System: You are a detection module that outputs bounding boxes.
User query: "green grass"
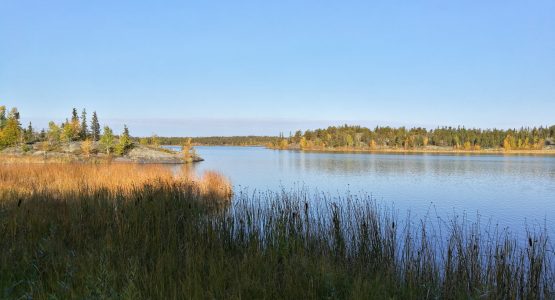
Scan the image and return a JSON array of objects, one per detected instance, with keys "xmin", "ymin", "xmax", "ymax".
[{"xmin": 1, "ymin": 185, "xmax": 553, "ymax": 299}]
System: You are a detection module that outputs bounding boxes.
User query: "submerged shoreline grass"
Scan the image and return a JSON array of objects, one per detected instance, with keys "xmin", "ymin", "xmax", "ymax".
[{"xmin": 0, "ymin": 164, "xmax": 553, "ymax": 299}]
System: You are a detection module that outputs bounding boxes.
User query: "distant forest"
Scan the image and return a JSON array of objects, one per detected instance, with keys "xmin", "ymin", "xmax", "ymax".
[
  {"xmin": 3, "ymin": 103, "xmax": 553, "ymax": 152},
  {"xmin": 269, "ymin": 125, "xmax": 555, "ymax": 151},
  {"xmin": 135, "ymin": 136, "xmax": 280, "ymax": 146}
]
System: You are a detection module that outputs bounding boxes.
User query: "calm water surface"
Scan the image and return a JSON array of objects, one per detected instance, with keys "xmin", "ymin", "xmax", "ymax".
[{"xmin": 168, "ymin": 146, "xmax": 555, "ymax": 234}]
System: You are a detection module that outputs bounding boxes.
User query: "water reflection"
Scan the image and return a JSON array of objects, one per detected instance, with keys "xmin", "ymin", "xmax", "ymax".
[{"xmin": 163, "ymin": 146, "xmax": 555, "ymax": 236}]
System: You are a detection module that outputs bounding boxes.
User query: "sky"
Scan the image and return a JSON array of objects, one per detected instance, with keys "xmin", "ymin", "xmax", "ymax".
[{"xmin": 1, "ymin": 0, "xmax": 554, "ymax": 136}]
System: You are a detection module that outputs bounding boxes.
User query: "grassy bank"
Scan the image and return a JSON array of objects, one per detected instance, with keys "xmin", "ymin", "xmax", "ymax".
[{"xmin": 1, "ymin": 165, "xmax": 553, "ymax": 299}]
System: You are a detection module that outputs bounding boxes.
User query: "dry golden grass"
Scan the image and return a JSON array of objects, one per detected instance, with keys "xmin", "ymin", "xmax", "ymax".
[
  {"xmin": 0, "ymin": 162, "xmax": 232, "ymax": 202},
  {"xmin": 0, "ymin": 154, "xmax": 111, "ymax": 164},
  {"xmin": 196, "ymin": 171, "xmax": 233, "ymax": 200}
]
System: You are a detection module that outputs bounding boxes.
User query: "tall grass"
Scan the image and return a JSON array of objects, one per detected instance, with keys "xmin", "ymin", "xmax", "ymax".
[
  {"xmin": 0, "ymin": 163, "xmax": 232, "ymax": 202},
  {"xmin": 0, "ymin": 164, "xmax": 553, "ymax": 299}
]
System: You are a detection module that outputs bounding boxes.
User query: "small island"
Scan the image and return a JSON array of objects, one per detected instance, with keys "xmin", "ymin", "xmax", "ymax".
[{"xmin": 0, "ymin": 105, "xmax": 202, "ymax": 164}]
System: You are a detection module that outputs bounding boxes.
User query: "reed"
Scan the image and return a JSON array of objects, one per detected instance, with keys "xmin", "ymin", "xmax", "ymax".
[{"xmin": 0, "ymin": 165, "xmax": 553, "ymax": 299}]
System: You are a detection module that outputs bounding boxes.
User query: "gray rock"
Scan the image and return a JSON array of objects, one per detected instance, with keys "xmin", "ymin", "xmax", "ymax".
[
  {"xmin": 124, "ymin": 145, "xmax": 203, "ymax": 164},
  {"xmin": 1, "ymin": 142, "xmax": 203, "ymax": 164}
]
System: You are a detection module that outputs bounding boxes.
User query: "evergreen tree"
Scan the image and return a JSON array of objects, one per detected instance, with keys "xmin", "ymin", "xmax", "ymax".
[
  {"xmin": 71, "ymin": 108, "xmax": 79, "ymax": 123},
  {"xmin": 80, "ymin": 109, "xmax": 88, "ymax": 140},
  {"xmin": 91, "ymin": 111, "xmax": 100, "ymax": 141},
  {"xmin": 123, "ymin": 124, "xmax": 130, "ymax": 138},
  {"xmin": 25, "ymin": 122, "xmax": 34, "ymax": 143},
  {"xmin": 0, "ymin": 105, "xmax": 6, "ymax": 129},
  {"xmin": 39, "ymin": 129, "xmax": 47, "ymax": 141},
  {"xmin": 67, "ymin": 108, "xmax": 81, "ymax": 141},
  {"xmin": 115, "ymin": 125, "xmax": 132, "ymax": 155}
]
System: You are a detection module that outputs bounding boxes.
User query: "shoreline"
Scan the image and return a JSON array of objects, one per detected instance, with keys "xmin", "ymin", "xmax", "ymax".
[
  {"xmin": 269, "ymin": 146, "xmax": 555, "ymax": 156},
  {"xmin": 166, "ymin": 144, "xmax": 555, "ymax": 156},
  {"xmin": 0, "ymin": 154, "xmax": 204, "ymax": 164},
  {"xmin": 0, "ymin": 142, "xmax": 204, "ymax": 164}
]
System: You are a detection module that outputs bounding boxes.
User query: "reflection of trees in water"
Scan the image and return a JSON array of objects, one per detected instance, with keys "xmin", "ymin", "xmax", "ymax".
[{"xmin": 282, "ymin": 153, "xmax": 555, "ymax": 179}]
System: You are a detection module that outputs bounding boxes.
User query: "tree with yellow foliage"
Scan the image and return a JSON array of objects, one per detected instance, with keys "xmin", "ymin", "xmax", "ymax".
[
  {"xmin": 0, "ymin": 115, "xmax": 21, "ymax": 148},
  {"xmin": 534, "ymin": 139, "xmax": 545, "ymax": 150},
  {"xmin": 345, "ymin": 134, "xmax": 354, "ymax": 147},
  {"xmin": 463, "ymin": 141, "xmax": 472, "ymax": 151},
  {"xmin": 523, "ymin": 137, "xmax": 530, "ymax": 149},
  {"xmin": 47, "ymin": 122, "xmax": 61, "ymax": 147},
  {"xmin": 81, "ymin": 139, "xmax": 93, "ymax": 157},
  {"xmin": 182, "ymin": 138, "xmax": 193, "ymax": 162},
  {"xmin": 279, "ymin": 139, "xmax": 289, "ymax": 150},
  {"xmin": 503, "ymin": 135, "xmax": 515, "ymax": 151},
  {"xmin": 299, "ymin": 137, "xmax": 308, "ymax": 150},
  {"xmin": 151, "ymin": 134, "xmax": 160, "ymax": 148}
]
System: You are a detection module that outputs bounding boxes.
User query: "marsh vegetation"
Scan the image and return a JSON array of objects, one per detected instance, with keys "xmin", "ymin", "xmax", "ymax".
[{"xmin": 0, "ymin": 163, "xmax": 552, "ymax": 299}]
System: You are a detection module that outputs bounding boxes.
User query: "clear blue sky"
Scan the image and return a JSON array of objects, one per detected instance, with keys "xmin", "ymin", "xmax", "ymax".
[{"xmin": 1, "ymin": 0, "xmax": 554, "ymax": 136}]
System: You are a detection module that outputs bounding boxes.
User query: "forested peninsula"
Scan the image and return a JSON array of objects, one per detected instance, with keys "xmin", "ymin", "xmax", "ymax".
[
  {"xmin": 0, "ymin": 105, "xmax": 201, "ymax": 163},
  {"xmin": 267, "ymin": 125, "xmax": 555, "ymax": 154}
]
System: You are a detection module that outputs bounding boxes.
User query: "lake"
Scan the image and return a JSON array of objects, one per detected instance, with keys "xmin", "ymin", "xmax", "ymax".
[{"xmin": 167, "ymin": 146, "xmax": 555, "ymax": 236}]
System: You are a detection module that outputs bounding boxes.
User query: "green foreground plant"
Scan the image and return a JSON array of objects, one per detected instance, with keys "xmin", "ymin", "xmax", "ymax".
[{"xmin": 1, "ymin": 186, "xmax": 553, "ymax": 299}]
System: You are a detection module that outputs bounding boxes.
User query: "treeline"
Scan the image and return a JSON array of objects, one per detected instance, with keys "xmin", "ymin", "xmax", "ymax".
[
  {"xmin": 0, "ymin": 105, "xmax": 132, "ymax": 155},
  {"xmin": 135, "ymin": 136, "xmax": 279, "ymax": 146},
  {"xmin": 270, "ymin": 125, "xmax": 555, "ymax": 151}
]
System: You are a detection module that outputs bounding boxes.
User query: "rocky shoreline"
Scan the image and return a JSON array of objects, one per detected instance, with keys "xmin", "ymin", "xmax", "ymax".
[{"xmin": 0, "ymin": 142, "xmax": 203, "ymax": 164}]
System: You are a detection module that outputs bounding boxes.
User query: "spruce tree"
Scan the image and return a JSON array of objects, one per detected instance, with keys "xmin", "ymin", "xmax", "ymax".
[
  {"xmin": 39, "ymin": 129, "xmax": 46, "ymax": 141},
  {"xmin": 115, "ymin": 125, "xmax": 132, "ymax": 155},
  {"xmin": 80, "ymin": 109, "xmax": 88, "ymax": 140},
  {"xmin": 0, "ymin": 105, "xmax": 6, "ymax": 129},
  {"xmin": 71, "ymin": 108, "xmax": 79, "ymax": 123},
  {"xmin": 25, "ymin": 122, "xmax": 34, "ymax": 142},
  {"xmin": 91, "ymin": 111, "xmax": 100, "ymax": 141}
]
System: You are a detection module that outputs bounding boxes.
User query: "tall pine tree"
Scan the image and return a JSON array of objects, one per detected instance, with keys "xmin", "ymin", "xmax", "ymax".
[
  {"xmin": 0, "ymin": 105, "xmax": 6, "ymax": 129},
  {"xmin": 25, "ymin": 122, "xmax": 34, "ymax": 143},
  {"xmin": 80, "ymin": 109, "xmax": 88, "ymax": 140},
  {"xmin": 91, "ymin": 111, "xmax": 100, "ymax": 141},
  {"xmin": 71, "ymin": 108, "xmax": 79, "ymax": 123}
]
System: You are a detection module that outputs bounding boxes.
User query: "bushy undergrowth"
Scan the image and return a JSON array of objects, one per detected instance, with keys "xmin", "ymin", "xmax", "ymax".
[{"xmin": 0, "ymin": 164, "xmax": 553, "ymax": 299}]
